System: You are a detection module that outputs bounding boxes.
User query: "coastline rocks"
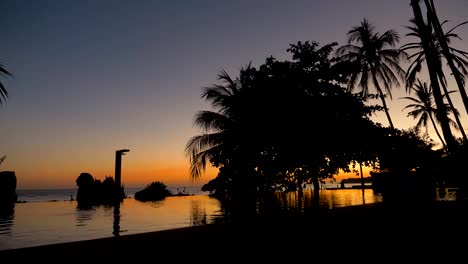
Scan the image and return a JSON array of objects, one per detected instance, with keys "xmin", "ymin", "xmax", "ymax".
[
  {"xmin": 0, "ymin": 171, "xmax": 18, "ymax": 206},
  {"xmin": 76, "ymin": 172, "xmax": 96, "ymax": 205}
]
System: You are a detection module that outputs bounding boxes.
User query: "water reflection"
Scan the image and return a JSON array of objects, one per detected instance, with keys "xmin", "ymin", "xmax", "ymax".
[
  {"xmin": 317, "ymin": 189, "xmax": 382, "ymax": 209},
  {"xmin": 251, "ymin": 189, "xmax": 383, "ymax": 217},
  {"xmin": 1, "ymin": 190, "xmax": 442, "ymax": 250},
  {"xmin": 75, "ymin": 206, "xmax": 96, "ymax": 227},
  {"xmin": 0, "ymin": 204, "xmax": 15, "ymax": 236},
  {"xmin": 146, "ymin": 199, "xmax": 165, "ymax": 209},
  {"xmin": 190, "ymin": 199, "xmax": 207, "ymax": 226},
  {"xmin": 113, "ymin": 202, "xmax": 120, "ymax": 237}
]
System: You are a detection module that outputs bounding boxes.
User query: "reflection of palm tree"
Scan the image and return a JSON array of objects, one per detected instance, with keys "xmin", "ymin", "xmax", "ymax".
[
  {"xmin": 401, "ymin": 80, "xmax": 459, "ymax": 151},
  {"xmin": 336, "ymin": 18, "xmax": 407, "ymax": 130},
  {"xmin": 401, "ymin": 18, "xmax": 467, "ymax": 141},
  {"xmin": 0, "ymin": 63, "xmax": 12, "ymax": 105},
  {"xmin": 190, "ymin": 199, "xmax": 207, "ymax": 226}
]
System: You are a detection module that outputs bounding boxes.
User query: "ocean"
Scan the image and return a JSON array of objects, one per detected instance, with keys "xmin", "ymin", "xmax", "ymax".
[
  {"xmin": 0, "ymin": 194, "xmax": 223, "ymax": 250},
  {"xmin": 10, "ymin": 186, "xmax": 461, "ymax": 251}
]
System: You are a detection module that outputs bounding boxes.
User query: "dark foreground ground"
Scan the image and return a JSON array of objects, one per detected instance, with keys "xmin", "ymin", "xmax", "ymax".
[{"xmin": 1, "ymin": 201, "xmax": 467, "ymax": 262}]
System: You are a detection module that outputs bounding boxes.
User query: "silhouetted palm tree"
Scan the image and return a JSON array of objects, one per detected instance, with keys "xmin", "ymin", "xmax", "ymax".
[
  {"xmin": 401, "ymin": 80, "xmax": 459, "ymax": 151},
  {"xmin": 402, "ymin": 16, "xmax": 467, "ymax": 142},
  {"xmin": 0, "ymin": 63, "xmax": 12, "ymax": 164},
  {"xmin": 185, "ymin": 66, "xmax": 253, "ymax": 179},
  {"xmin": 409, "ymin": 0, "xmax": 457, "ymax": 151},
  {"xmin": 0, "ymin": 63, "xmax": 12, "ymax": 105},
  {"xmin": 425, "ymin": 0, "xmax": 468, "ymax": 115},
  {"xmin": 336, "ymin": 18, "xmax": 407, "ymax": 130}
]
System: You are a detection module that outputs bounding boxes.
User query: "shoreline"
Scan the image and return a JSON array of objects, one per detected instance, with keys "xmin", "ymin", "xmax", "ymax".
[
  {"xmin": 14, "ymin": 187, "xmax": 208, "ymax": 204},
  {"xmin": 2, "ymin": 201, "xmax": 467, "ymax": 259}
]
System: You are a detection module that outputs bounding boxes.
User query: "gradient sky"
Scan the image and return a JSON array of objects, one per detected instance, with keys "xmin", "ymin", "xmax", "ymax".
[{"xmin": 1, "ymin": 0, "xmax": 467, "ymax": 189}]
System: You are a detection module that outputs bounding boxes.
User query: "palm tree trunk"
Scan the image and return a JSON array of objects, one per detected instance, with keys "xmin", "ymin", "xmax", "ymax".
[
  {"xmin": 426, "ymin": 0, "xmax": 468, "ymax": 115},
  {"xmin": 438, "ymin": 71, "xmax": 468, "ymax": 141},
  {"xmin": 429, "ymin": 113, "xmax": 448, "ymax": 151},
  {"xmin": 411, "ymin": 0, "xmax": 457, "ymax": 152},
  {"xmin": 372, "ymin": 72, "xmax": 395, "ymax": 130}
]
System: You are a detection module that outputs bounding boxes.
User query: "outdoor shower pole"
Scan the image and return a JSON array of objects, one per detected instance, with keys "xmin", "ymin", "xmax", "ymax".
[{"xmin": 115, "ymin": 149, "xmax": 130, "ymax": 188}]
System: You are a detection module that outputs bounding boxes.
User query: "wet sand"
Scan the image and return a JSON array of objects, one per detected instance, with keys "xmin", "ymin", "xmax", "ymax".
[{"xmin": 1, "ymin": 201, "xmax": 467, "ymax": 261}]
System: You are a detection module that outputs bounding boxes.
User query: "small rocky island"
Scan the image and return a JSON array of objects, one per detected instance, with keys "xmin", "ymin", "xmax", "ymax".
[
  {"xmin": 134, "ymin": 182, "xmax": 192, "ymax": 202},
  {"xmin": 134, "ymin": 181, "xmax": 172, "ymax": 201},
  {"xmin": 0, "ymin": 171, "xmax": 17, "ymax": 210}
]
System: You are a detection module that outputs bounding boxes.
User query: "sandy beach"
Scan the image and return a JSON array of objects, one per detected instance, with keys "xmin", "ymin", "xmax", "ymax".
[{"xmin": 1, "ymin": 201, "xmax": 467, "ymax": 261}]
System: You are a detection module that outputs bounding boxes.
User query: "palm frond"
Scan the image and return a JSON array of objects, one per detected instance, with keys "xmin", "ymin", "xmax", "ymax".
[
  {"xmin": 193, "ymin": 111, "xmax": 231, "ymax": 132},
  {"xmin": 379, "ymin": 29, "xmax": 400, "ymax": 46},
  {"xmin": 401, "ymin": 97, "xmax": 423, "ymax": 105},
  {"xmin": 0, "ymin": 64, "xmax": 12, "ymax": 105},
  {"xmin": 185, "ymin": 133, "xmax": 226, "ymax": 179},
  {"xmin": 445, "ymin": 21, "xmax": 468, "ymax": 36}
]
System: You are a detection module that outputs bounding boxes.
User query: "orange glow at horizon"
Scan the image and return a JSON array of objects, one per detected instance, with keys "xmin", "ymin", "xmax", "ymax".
[
  {"xmin": 9, "ymin": 159, "xmax": 218, "ymax": 190},
  {"xmin": 9, "ymin": 156, "xmax": 370, "ymax": 190},
  {"xmin": 120, "ymin": 164, "xmax": 218, "ymax": 188},
  {"xmin": 334, "ymin": 165, "xmax": 374, "ymax": 182}
]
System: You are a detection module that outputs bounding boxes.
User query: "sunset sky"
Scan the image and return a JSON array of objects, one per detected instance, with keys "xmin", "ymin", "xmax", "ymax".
[{"xmin": 1, "ymin": 0, "xmax": 467, "ymax": 189}]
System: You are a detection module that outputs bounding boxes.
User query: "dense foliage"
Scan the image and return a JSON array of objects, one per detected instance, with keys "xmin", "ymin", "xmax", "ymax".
[
  {"xmin": 75, "ymin": 173, "xmax": 126, "ymax": 207},
  {"xmin": 189, "ymin": 2, "xmax": 468, "ymax": 202},
  {"xmin": 190, "ymin": 41, "xmax": 413, "ymax": 197},
  {"xmin": 134, "ymin": 181, "xmax": 172, "ymax": 201}
]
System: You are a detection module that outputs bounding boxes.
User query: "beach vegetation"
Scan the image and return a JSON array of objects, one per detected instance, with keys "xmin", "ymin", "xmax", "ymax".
[
  {"xmin": 336, "ymin": 18, "xmax": 407, "ymax": 130},
  {"xmin": 134, "ymin": 181, "xmax": 172, "ymax": 201},
  {"xmin": 76, "ymin": 173, "xmax": 125, "ymax": 207}
]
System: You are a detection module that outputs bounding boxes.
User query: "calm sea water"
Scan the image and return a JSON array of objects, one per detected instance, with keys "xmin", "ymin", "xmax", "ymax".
[
  {"xmin": 0, "ymin": 195, "xmax": 222, "ymax": 250},
  {"xmin": 15, "ymin": 186, "xmax": 206, "ymax": 203},
  {"xmin": 1, "ymin": 189, "xmax": 383, "ymax": 250}
]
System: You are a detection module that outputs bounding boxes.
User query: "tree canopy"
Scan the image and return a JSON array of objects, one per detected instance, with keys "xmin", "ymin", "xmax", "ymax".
[{"xmin": 188, "ymin": 41, "xmax": 411, "ymax": 197}]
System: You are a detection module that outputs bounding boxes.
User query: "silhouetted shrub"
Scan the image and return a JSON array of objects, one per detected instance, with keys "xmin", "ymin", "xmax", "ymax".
[
  {"xmin": 97, "ymin": 176, "xmax": 126, "ymax": 204},
  {"xmin": 76, "ymin": 172, "xmax": 125, "ymax": 207},
  {"xmin": 76, "ymin": 172, "xmax": 96, "ymax": 205},
  {"xmin": 134, "ymin": 181, "xmax": 172, "ymax": 201}
]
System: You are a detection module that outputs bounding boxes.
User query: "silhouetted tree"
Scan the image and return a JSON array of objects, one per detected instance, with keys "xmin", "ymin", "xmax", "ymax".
[
  {"xmin": 98, "ymin": 176, "xmax": 125, "ymax": 204},
  {"xmin": 76, "ymin": 173, "xmax": 124, "ymax": 207},
  {"xmin": 401, "ymin": 80, "xmax": 459, "ymax": 151},
  {"xmin": 134, "ymin": 181, "xmax": 172, "ymax": 201},
  {"xmin": 409, "ymin": 0, "xmax": 457, "ymax": 151},
  {"xmin": 0, "ymin": 63, "xmax": 12, "ymax": 105},
  {"xmin": 425, "ymin": 0, "xmax": 468, "ymax": 115},
  {"xmin": 336, "ymin": 18, "xmax": 407, "ymax": 130},
  {"xmin": 0, "ymin": 63, "xmax": 12, "ymax": 172},
  {"xmin": 372, "ymin": 127, "xmax": 439, "ymax": 203},
  {"xmin": 185, "ymin": 64, "xmax": 260, "ymax": 205},
  {"xmin": 401, "ymin": 17, "xmax": 467, "ymax": 141},
  {"xmin": 189, "ymin": 41, "xmax": 385, "ymax": 207},
  {"xmin": 76, "ymin": 172, "xmax": 97, "ymax": 207}
]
